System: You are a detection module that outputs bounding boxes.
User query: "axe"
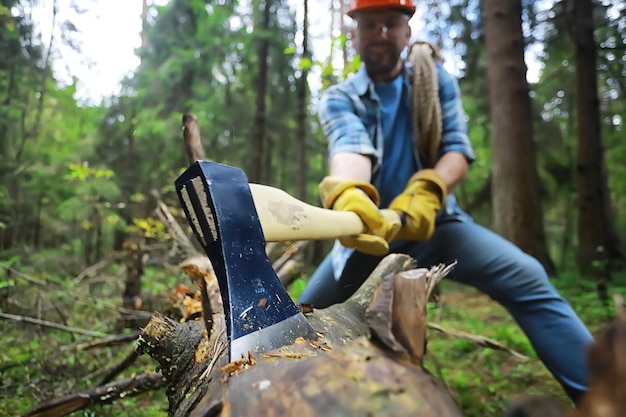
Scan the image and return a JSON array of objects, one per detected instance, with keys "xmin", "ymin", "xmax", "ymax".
[{"xmin": 175, "ymin": 161, "xmax": 400, "ymax": 360}]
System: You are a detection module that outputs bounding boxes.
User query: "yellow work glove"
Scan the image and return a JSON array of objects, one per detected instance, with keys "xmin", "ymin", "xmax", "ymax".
[
  {"xmin": 388, "ymin": 169, "xmax": 447, "ymax": 241},
  {"xmin": 319, "ymin": 176, "xmax": 399, "ymax": 256}
]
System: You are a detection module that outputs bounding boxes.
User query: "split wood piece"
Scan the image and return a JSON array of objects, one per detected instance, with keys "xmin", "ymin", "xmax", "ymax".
[
  {"xmin": 22, "ymin": 371, "xmax": 165, "ymax": 417},
  {"xmin": 364, "ymin": 263, "xmax": 456, "ymax": 366},
  {"xmin": 366, "ymin": 268, "xmax": 429, "ymax": 365}
]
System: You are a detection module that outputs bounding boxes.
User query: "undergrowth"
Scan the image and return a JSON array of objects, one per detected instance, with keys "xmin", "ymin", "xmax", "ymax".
[{"xmin": 1, "ymin": 260, "xmax": 624, "ymax": 417}]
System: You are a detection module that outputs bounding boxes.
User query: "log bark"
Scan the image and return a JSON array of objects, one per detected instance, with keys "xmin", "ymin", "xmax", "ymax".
[{"xmin": 138, "ymin": 254, "xmax": 465, "ymax": 417}]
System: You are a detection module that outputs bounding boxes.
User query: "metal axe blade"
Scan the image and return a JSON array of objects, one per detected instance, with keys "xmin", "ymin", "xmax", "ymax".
[{"xmin": 175, "ymin": 161, "xmax": 317, "ymax": 361}]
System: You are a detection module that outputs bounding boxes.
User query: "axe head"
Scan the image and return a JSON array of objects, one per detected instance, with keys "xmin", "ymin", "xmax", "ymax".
[{"xmin": 175, "ymin": 161, "xmax": 317, "ymax": 360}]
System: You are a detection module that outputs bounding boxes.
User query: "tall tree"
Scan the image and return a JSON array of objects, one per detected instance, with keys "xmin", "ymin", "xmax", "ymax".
[
  {"xmin": 0, "ymin": 0, "xmax": 100, "ymax": 253},
  {"xmin": 141, "ymin": 0, "xmax": 149, "ymax": 54},
  {"xmin": 483, "ymin": 0, "xmax": 556, "ymax": 274},
  {"xmin": 565, "ymin": 0, "xmax": 623, "ymax": 275},
  {"xmin": 296, "ymin": 0, "xmax": 309, "ymax": 200},
  {"xmin": 249, "ymin": 0, "xmax": 271, "ymax": 183}
]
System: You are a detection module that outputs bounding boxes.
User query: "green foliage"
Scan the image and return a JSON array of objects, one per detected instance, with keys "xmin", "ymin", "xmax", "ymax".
[
  {"xmin": 0, "ymin": 261, "xmax": 175, "ymax": 416},
  {"xmin": 287, "ymin": 277, "xmax": 308, "ymax": 300},
  {"xmin": 131, "ymin": 217, "xmax": 167, "ymax": 240}
]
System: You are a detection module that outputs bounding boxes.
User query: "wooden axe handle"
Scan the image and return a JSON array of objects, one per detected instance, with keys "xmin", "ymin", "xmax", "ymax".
[{"xmin": 249, "ymin": 183, "xmax": 401, "ymax": 242}]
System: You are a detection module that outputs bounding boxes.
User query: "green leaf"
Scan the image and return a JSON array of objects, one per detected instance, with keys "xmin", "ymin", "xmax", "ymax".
[{"xmin": 298, "ymin": 57, "xmax": 313, "ymax": 71}]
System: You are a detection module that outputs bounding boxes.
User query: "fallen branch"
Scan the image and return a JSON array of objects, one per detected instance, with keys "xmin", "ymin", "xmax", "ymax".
[
  {"xmin": 277, "ymin": 258, "xmax": 302, "ymax": 287},
  {"xmin": 155, "ymin": 199, "xmax": 199, "ymax": 258},
  {"xmin": 0, "ymin": 312, "xmax": 109, "ymax": 338},
  {"xmin": 1, "ymin": 265, "xmax": 55, "ymax": 288},
  {"xmin": 22, "ymin": 371, "xmax": 165, "ymax": 417},
  {"xmin": 272, "ymin": 240, "xmax": 308, "ymax": 272},
  {"xmin": 73, "ymin": 260, "xmax": 108, "ymax": 284},
  {"xmin": 427, "ymin": 322, "xmax": 529, "ymax": 360},
  {"xmin": 99, "ymin": 349, "xmax": 141, "ymax": 385},
  {"xmin": 116, "ymin": 307, "xmax": 154, "ymax": 319},
  {"xmin": 75, "ymin": 331, "xmax": 142, "ymax": 350}
]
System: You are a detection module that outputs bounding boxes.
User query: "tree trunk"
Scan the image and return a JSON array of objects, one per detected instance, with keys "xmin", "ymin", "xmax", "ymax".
[
  {"xmin": 483, "ymin": 0, "xmax": 556, "ymax": 275},
  {"xmin": 120, "ymin": 241, "xmax": 145, "ymax": 329},
  {"xmin": 141, "ymin": 0, "xmax": 149, "ymax": 56},
  {"xmin": 296, "ymin": 0, "xmax": 309, "ymax": 201},
  {"xmin": 567, "ymin": 0, "xmax": 623, "ymax": 276},
  {"xmin": 249, "ymin": 0, "xmax": 271, "ymax": 183},
  {"xmin": 138, "ymin": 254, "xmax": 464, "ymax": 417},
  {"xmin": 25, "ymin": 0, "xmax": 56, "ymax": 155}
]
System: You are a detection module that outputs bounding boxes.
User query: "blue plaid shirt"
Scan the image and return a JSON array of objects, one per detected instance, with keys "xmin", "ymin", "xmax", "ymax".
[{"xmin": 319, "ymin": 60, "xmax": 476, "ymax": 278}]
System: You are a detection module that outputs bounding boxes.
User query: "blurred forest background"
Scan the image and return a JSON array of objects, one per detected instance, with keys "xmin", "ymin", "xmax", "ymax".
[{"xmin": 1, "ymin": 0, "xmax": 625, "ymax": 416}]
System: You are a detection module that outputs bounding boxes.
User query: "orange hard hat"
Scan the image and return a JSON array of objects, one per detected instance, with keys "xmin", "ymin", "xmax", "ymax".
[{"xmin": 347, "ymin": 0, "xmax": 416, "ymax": 17}]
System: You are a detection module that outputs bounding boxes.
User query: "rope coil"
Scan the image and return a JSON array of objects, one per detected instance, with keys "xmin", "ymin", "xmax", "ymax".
[{"xmin": 408, "ymin": 41, "xmax": 442, "ymax": 168}]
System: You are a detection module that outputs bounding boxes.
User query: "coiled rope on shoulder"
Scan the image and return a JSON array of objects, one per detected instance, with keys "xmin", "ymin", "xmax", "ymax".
[{"xmin": 408, "ymin": 41, "xmax": 443, "ymax": 168}]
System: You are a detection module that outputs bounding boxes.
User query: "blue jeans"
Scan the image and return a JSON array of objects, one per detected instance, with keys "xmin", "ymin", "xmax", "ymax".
[{"xmin": 298, "ymin": 220, "xmax": 593, "ymax": 403}]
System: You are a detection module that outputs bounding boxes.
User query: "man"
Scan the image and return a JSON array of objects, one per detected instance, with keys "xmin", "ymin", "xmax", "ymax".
[{"xmin": 298, "ymin": 0, "xmax": 593, "ymax": 404}]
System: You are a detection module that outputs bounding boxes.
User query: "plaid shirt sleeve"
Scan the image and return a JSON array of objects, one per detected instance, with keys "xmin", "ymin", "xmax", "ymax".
[
  {"xmin": 436, "ymin": 63, "xmax": 476, "ymax": 163},
  {"xmin": 318, "ymin": 86, "xmax": 380, "ymax": 163}
]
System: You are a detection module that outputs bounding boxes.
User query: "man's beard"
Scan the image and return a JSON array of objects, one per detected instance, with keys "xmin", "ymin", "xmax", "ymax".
[{"xmin": 360, "ymin": 42, "xmax": 402, "ymax": 78}]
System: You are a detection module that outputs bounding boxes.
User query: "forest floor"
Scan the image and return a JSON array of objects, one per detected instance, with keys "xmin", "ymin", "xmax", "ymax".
[{"xmin": 1, "ymin": 258, "xmax": 624, "ymax": 417}]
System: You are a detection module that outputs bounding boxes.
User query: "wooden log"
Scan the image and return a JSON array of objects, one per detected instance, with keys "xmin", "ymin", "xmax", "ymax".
[{"xmin": 138, "ymin": 253, "xmax": 465, "ymax": 417}]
